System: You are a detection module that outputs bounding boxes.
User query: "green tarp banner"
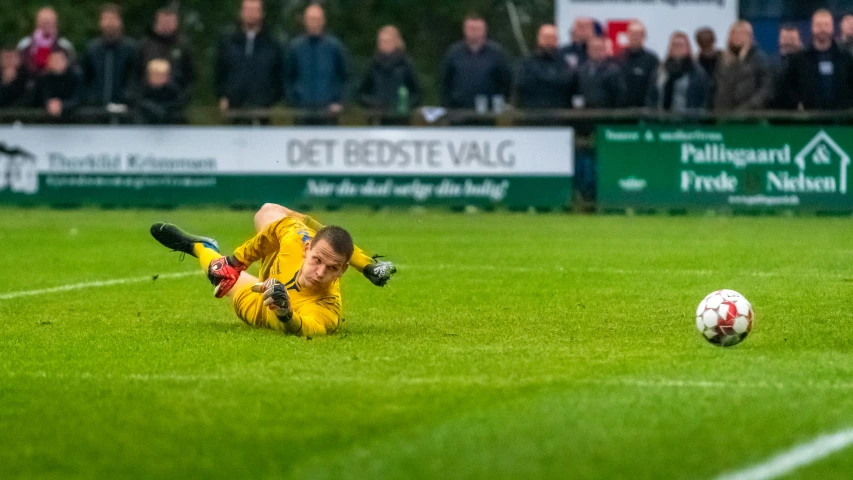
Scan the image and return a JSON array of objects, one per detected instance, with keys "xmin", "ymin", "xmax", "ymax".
[{"xmin": 598, "ymin": 126, "xmax": 853, "ymax": 211}]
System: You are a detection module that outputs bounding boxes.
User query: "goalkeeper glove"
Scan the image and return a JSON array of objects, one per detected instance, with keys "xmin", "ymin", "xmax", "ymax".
[
  {"xmin": 363, "ymin": 257, "xmax": 397, "ymax": 287},
  {"xmin": 252, "ymin": 279, "xmax": 293, "ymax": 323},
  {"xmin": 208, "ymin": 255, "xmax": 246, "ymax": 298}
]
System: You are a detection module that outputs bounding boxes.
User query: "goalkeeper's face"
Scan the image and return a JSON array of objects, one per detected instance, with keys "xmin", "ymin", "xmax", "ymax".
[{"xmin": 300, "ymin": 239, "xmax": 349, "ymax": 289}]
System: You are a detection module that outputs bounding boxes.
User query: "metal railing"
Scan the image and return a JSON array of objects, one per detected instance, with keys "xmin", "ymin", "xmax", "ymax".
[{"xmin": 3, "ymin": 106, "xmax": 853, "ymax": 128}]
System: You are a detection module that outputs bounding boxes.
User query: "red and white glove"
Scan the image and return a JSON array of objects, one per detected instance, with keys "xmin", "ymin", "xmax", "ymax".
[{"xmin": 208, "ymin": 256, "xmax": 246, "ymax": 298}]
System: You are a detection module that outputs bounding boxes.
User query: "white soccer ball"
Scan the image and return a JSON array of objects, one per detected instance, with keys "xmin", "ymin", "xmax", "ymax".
[{"xmin": 695, "ymin": 290, "xmax": 754, "ymax": 347}]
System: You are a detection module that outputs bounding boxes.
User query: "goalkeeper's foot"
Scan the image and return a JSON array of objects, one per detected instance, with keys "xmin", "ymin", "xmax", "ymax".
[
  {"xmin": 150, "ymin": 223, "xmax": 219, "ymax": 257},
  {"xmin": 362, "ymin": 257, "xmax": 397, "ymax": 287}
]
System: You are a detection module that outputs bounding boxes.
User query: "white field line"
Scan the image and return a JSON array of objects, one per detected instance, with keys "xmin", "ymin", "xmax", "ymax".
[
  {"xmin": 714, "ymin": 427, "xmax": 853, "ymax": 480},
  {"xmin": 0, "ymin": 271, "xmax": 200, "ymax": 301}
]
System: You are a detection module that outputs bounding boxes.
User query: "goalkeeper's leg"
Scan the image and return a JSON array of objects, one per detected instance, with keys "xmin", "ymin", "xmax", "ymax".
[
  {"xmin": 151, "ymin": 223, "xmax": 270, "ymax": 329},
  {"xmin": 150, "ymin": 222, "xmax": 258, "ymax": 300}
]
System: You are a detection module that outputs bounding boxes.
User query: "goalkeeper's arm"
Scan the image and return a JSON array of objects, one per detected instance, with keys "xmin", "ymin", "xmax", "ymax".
[
  {"xmin": 231, "ymin": 218, "xmax": 289, "ymax": 266},
  {"xmin": 253, "ymin": 280, "xmax": 337, "ymax": 337}
]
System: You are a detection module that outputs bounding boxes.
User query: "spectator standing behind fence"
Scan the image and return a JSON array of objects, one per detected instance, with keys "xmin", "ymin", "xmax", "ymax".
[
  {"xmin": 617, "ymin": 20, "xmax": 659, "ymax": 108},
  {"xmin": 80, "ymin": 4, "xmax": 136, "ymax": 109},
  {"xmin": 840, "ymin": 14, "xmax": 853, "ymax": 54},
  {"xmin": 285, "ymin": 3, "xmax": 349, "ymax": 119},
  {"xmin": 357, "ymin": 25, "xmax": 421, "ymax": 114},
  {"xmin": 440, "ymin": 14, "xmax": 512, "ymax": 111},
  {"xmin": 0, "ymin": 47, "xmax": 28, "ymax": 107},
  {"xmin": 576, "ymin": 36, "xmax": 626, "ymax": 109},
  {"xmin": 560, "ymin": 17, "xmax": 594, "ymax": 68},
  {"xmin": 34, "ymin": 49, "xmax": 81, "ymax": 122},
  {"xmin": 695, "ymin": 27, "xmax": 721, "ymax": 78},
  {"xmin": 136, "ymin": 59, "xmax": 185, "ymax": 124},
  {"xmin": 137, "ymin": 7, "xmax": 195, "ymax": 99},
  {"xmin": 215, "ymin": 0, "xmax": 283, "ymax": 115},
  {"xmin": 17, "ymin": 7, "xmax": 76, "ymax": 78},
  {"xmin": 784, "ymin": 9, "xmax": 853, "ymax": 110},
  {"xmin": 516, "ymin": 24, "xmax": 576, "ymax": 109},
  {"xmin": 772, "ymin": 25, "xmax": 802, "ymax": 109},
  {"xmin": 647, "ymin": 31, "xmax": 708, "ymax": 112},
  {"xmin": 714, "ymin": 21, "xmax": 772, "ymax": 111},
  {"xmin": 695, "ymin": 27, "xmax": 720, "ymax": 106}
]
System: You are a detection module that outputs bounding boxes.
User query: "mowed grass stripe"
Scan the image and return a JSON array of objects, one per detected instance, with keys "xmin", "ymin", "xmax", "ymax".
[
  {"xmin": 8, "ymin": 370, "xmax": 853, "ymax": 392},
  {"xmin": 1, "ymin": 261, "xmax": 847, "ymax": 303}
]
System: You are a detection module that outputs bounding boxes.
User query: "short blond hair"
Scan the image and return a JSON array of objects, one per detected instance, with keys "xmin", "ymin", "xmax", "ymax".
[
  {"xmin": 378, "ymin": 25, "xmax": 405, "ymax": 52},
  {"xmin": 146, "ymin": 59, "xmax": 171, "ymax": 75}
]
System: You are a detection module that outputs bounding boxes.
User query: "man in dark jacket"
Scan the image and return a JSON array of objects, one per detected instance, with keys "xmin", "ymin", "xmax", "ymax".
[
  {"xmin": 80, "ymin": 4, "xmax": 136, "ymax": 108},
  {"xmin": 559, "ymin": 17, "xmax": 595, "ymax": 68},
  {"xmin": 137, "ymin": 7, "xmax": 195, "ymax": 97},
  {"xmin": 695, "ymin": 28, "xmax": 721, "ymax": 78},
  {"xmin": 517, "ymin": 24, "xmax": 575, "ymax": 109},
  {"xmin": 784, "ymin": 9, "xmax": 853, "ymax": 110},
  {"xmin": 695, "ymin": 27, "xmax": 721, "ymax": 107},
  {"xmin": 577, "ymin": 36, "xmax": 626, "ymax": 108},
  {"xmin": 215, "ymin": 0, "xmax": 283, "ymax": 113},
  {"xmin": 771, "ymin": 24, "xmax": 802, "ymax": 109},
  {"xmin": 617, "ymin": 20, "xmax": 659, "ymax": 108},
  {"xmin": 35, "ymin": 49, "xmax": 81, "ymax": 122},
  {"xmin": 440, "ymin": 14, "xmax": 512, "ymax": 110},
  {"xmin": 285, "ymin": 3, "xmax": 349, "ymax": 114},
  {"xmin": 714, "ymin": 21, "xmax": 773, "ymax": 111}
]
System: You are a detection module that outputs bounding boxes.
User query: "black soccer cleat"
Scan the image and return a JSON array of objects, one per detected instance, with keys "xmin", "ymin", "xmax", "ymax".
[
  {"xmin": 150, "ymin": 223, "xmax": 220, "ymax": 257},
  {"xmin": 362, "ymin": 257, "xmax": 397, "ymax": 287}
]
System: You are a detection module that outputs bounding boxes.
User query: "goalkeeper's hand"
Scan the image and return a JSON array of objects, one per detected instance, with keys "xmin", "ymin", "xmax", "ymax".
[
  {"xmin": 363, "ymin": 258, "xmax": 397, "ymax": 287},
  {"xmin": 208, "ymin": 255, "xmax": 246, "ymax": 298},
  {"xmin": 252, "ymin": 279, "xmax": 293, "ymax": 323}
]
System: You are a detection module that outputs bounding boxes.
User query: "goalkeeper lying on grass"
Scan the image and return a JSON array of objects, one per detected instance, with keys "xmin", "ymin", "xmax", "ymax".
[{"xmin": 150, "ymin": 203, "xmax": 396, "ymax": 337}]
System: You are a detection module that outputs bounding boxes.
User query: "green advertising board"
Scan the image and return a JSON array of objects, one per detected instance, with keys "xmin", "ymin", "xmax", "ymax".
[
  {"xmin": 598, "ymin": 126, "xmax": 853, "ymax": 211},
  {"xmin": 0, "ymin": 126, "xmax": 574, "ymax": 209}
]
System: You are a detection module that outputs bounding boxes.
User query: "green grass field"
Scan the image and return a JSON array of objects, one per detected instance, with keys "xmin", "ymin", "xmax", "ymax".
[{"xmin": 2, "ymin": 208, "xmax": 853, "ymax": 479}]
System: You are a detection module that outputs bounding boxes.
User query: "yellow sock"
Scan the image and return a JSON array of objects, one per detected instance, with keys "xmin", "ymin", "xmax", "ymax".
[
  {"xmin": 349, "ymin": 247, "xmax": 373, "ymax": 272},
  {"xmin": 305, "ymin": 215, "xmax": 373, "ymax": 272},
  {"xmin": 192, "ymin": 243, "xmax": 221, "ymax": 271}
]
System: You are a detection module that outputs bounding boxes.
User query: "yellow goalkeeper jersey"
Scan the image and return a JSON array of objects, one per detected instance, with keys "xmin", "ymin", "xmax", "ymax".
[{"xmin": 230, "ymin": 217, "xmax": 342, "ymax": 337}]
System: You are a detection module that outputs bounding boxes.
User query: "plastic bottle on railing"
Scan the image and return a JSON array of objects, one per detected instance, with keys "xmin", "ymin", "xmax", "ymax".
[{"xmin": 396, "ymin": 86, "xmax": 410, "ymax": 115}]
